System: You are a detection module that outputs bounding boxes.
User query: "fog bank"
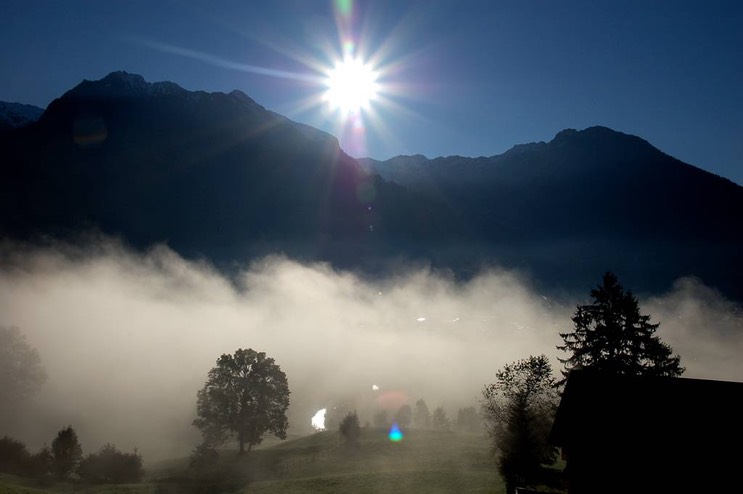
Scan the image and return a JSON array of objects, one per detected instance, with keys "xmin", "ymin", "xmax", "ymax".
[{"xmin": 1, "ymin": 239, "xmax": 740, "ymax": 461}]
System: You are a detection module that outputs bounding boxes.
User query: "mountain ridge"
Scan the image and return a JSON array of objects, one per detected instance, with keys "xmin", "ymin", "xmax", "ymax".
[
  {"xmin": 0, "ymin": 101, "xmax": 44, "ymax": 130},
  {"xmin": 1, "ymin": 71, "xmax": 741, "ymax": 299}
]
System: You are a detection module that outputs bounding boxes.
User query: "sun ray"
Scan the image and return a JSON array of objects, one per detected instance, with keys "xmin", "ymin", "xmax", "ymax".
[{"xmin": 130, "ymin": 1, "xmax": 439, "ymax": 163}]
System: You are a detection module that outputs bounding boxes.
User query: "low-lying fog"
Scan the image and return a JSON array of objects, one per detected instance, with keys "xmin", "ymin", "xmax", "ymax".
[{"xmin": 1, "ymin": 238, "xmax": 741, "ymax": 461}]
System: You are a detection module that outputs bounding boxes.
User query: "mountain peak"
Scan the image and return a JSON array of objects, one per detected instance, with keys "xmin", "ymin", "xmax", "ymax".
[
  {"xmin": 63, "ymin": 71, "xmax": 188, "ymax": 100},
  {"xmin": 552, "ymin": 125, "xmax": 643, "ymax": 143},
  {"xmin": 553, "ymin": 128, "xmax": 579, "ymax": 140},
  {"xmin": 549, "ymin": 126, "xmax": 660, "ymax": 156},
  {"xmin": 0, "ymin": 101, "xmax": 45, "ymax": 129},
  {"xmin": 101, "ymin": 70, "xmax": 147, "ymax": 87}
]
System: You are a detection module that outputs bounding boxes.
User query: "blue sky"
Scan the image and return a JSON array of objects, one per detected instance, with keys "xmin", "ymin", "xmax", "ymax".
[{"xmin": 2, "ymin": 0, "xmax": 741, "ymax": 184}]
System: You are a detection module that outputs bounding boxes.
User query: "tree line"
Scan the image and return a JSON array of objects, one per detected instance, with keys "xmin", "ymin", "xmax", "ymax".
[{"xmin": 0, "ymin": 425, "xmax": 143, "ymax": 484}]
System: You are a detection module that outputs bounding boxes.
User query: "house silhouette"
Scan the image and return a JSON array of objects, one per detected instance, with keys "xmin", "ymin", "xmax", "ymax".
[{"xmin": 550, "ymin": 370, "xmax": 743, "ymax": 493}]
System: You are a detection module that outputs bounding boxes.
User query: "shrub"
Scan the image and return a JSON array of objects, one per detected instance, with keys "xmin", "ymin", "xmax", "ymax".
[
  {"xmin": 26, "ymin": 445, "xmax": 54, "ymax": 478},
  {"xmin": 339, "ymin": 411, "xmax": 361, "ymax": 448},
  {"xmin": 0, "ymin": 435, "xmax": 30, "ymax": 475},
  {"xmin": 189, "ymin": 442, "xmax": 219, "ymax": 470},
  {"xmin": 78, "ymin": 443, "xmax": 144, "ymax": 483},
  {"xmin": 51, "ymin": 425, "xmax": 82, "ymax": 478}
]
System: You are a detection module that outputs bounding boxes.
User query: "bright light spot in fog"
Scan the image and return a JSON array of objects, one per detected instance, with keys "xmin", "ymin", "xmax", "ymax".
[
  {"xmin": 311, "ymin": 408, "xmax": 327, "ymax": 430},
  {"xmin": 389, "ymin": 422, "xmax": 403, "ymax": 442},
  {"xmin": 416, "ymin": 317, "xmax": 426, "ymax": 322},
  {"xmin": 372, "ymin": 384, "xmax": 380, "ymax": 391}
]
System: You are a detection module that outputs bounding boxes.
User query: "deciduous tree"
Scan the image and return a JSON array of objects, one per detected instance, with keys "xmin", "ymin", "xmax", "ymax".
[
  {"xmin": 0, "ymin": 326, "xmax": 46, "ymax": 404},
  {"xmin": 0, "ymin": 435, "xmax": 29, "ymax": 475},
  {"xmin": 193, "ymin": 348, "xmax": 290, "ymax": 454},
  {"xmin": 482, "ymin": 355, "xmax": 558, "ymax": 494},
  {"xmin": 413, "ymin": 399, "xmax": 431, "ymax": 429},
  {"xmin": 432, "ymin": 407, "xmax": 450, "ymax": 430}
]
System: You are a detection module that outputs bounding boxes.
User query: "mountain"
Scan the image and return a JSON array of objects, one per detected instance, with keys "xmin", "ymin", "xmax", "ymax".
[
  {"xmin": 360, "ymin": 127, "xmax": 743, "ymax": 298},
  {"xmin": 0, "ymin": 101, "xmax": 44, "ymax": 130},
  {"xmin": 1, "ymin": 71, "xmax": 741, "ymax": 299},
  {"xmin": 0, "ymin": 71, "xmax": 459, "ymax": 270},
  {"xmin": 360, "ymin": 127, "xmax": 741, "ymax": 241}
]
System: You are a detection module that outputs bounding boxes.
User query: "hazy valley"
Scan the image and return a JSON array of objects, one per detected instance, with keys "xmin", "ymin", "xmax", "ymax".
[{"xmin": 1, "ymin": 72, "xmax": 742, "ymax": 493}]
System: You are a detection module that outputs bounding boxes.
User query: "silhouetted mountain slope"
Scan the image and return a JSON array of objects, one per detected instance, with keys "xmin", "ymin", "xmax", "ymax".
[
  {"xmin": 1, "ymin": 72, "xmax": 741, "ymax": 299},
  {"xmin": 0, "ymin": 71, "xmax": 460, "ymax": 269},
  {"xmin": 361, "ymin": 127, "xmax": 743, "ymax": 298},
  {"xmin": 361, "ymin": 127, "xmax": 741, "ymax": 242},
  {"xmin": 0, "ymin": 101, "xmax": 44, "ymax": 130}
]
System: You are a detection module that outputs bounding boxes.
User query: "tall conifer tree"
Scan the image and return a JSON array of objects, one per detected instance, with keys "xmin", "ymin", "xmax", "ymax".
[{"xmin": 558, "ymin": 272, "xmax": 684, "ymax": 381}]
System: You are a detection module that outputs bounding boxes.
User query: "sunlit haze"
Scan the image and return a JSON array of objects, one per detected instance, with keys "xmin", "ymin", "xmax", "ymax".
[
  {"xmin": 1, "ymin": 239, "xmax": 741, "ymax": 460},
  {"xmin": 0, "ymin": 2, "xmax": 742, "ymax": 487}
]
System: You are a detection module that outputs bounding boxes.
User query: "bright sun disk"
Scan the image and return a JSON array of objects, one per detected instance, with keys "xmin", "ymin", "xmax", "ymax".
[{"xmin": 324, "ymin": 56, "xmax": 379, "ymax": 113}]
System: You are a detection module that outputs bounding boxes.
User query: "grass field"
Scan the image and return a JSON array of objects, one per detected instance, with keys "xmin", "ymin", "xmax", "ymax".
[
  {"xmin": 1, "ymin": 428, "xmax": 519, "ymax": 493},
  {"xmin": 231, "ymin": 428, "xmax": 504, "ymax": 493}
]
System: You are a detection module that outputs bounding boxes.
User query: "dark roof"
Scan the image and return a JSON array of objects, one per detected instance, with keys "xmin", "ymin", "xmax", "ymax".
[{"xmin": 550, "ymin": 370, "xmax": 743, "ymax": 448}]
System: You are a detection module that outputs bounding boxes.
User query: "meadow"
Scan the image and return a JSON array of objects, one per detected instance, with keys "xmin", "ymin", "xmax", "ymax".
[{"xmin": 1, "ymin": 428, "xmax": 511, "ymax": 493}]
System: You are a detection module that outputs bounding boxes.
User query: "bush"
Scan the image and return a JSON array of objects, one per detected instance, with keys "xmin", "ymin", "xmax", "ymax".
[
  {"xmin": 51, "ymin": 425, "xmax": 82, "ymax": 478},
  {"xmin": 189, "ymin": 442, "xmax": 219, "ymax": 470},
  {"xmin": 78, "ymin": 443, "xmax": 144, "ymax": 483},
  {"xmin": 0, "ymin": 435, "xmax": 30, "ymax": 475},
  {"xmin": 26, "ymin": 445, "xmax": 54, "ymax": 478},
  {"xmin": 339, "ymin": 411, "xmax": 361, "ymax": 448}
]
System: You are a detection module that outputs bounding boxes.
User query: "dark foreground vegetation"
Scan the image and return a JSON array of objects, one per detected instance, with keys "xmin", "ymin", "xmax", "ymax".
[
  {"xmin": 0, "ymin": 426, "xmax": 144, "ymax": 489},
  {"xmin": 0, "ymin": 428, "xmax": 512, "ymax": 493}
]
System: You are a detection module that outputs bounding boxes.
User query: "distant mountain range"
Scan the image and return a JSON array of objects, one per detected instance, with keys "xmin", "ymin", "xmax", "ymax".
[
  {"xmin": 0, "ymin": 101, "xmax": 44, "ymax": 130},
  {"xmin": 1, "ymin": 71, "xmax": 741, "ymax": 300}
]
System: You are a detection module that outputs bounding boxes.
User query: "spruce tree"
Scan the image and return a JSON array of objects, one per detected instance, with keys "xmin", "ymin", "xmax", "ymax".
[{"xmin": 558, "ymin": 272, "xmax": 684, "ymax": 381}]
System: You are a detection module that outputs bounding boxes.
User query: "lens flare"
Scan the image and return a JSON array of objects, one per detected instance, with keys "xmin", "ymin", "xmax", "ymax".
[
  {"xmin": 388, "ymin": 422, "xmax": 403, "ymax": 442},
  {"xmin": 335, "ymin": 0, "xmax": 353, "ymax": 17}
]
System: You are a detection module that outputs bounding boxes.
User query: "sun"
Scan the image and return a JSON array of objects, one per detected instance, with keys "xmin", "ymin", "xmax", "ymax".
[{"xmin": 324, "ymin": 56, "xmax": 379, "ymax": 114}]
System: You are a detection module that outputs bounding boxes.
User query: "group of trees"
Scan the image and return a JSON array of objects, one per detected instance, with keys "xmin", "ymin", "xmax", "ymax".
[
  {"xmin": 189, "ymin": 343, "xmax": 490, "ymax": 466},
  {"xmin": 335, "ymin": 403, "xmax": 478, "ymax": 450},
  {"xmin": 0, "ymin": 426, "xmax": 143, "ymax": 484},
  {"xmin": 371, "ymin": 401, "xmax": 455, "ymax": 431},
  {"xmin": 481, "ymin": 271, "xmax": 684, "ymax": 493},
  {"xmin": 1, "ymin": 327, "xmax": 143, "ymax": 485},
  {"xmin": 413, "ymin": 401, "xmax": 480, "ymax": 432}
]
